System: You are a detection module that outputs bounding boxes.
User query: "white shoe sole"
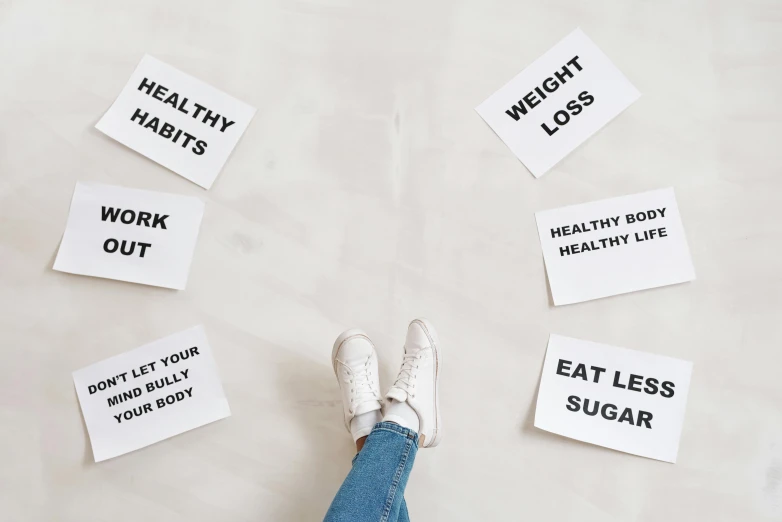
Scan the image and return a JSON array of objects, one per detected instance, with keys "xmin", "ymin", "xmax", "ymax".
[{"xmin": 411, "ymin": 318, "xmax": 442, "ymax": 448}]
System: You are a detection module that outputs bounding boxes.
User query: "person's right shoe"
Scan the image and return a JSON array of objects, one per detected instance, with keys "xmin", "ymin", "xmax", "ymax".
[
  {"xmin": 332, "ymin": 329, "xmax": 383, "ymax": 442},
  {"xmin": 384, "ymin": 318, "xmax": 442, "ymax": 448}
]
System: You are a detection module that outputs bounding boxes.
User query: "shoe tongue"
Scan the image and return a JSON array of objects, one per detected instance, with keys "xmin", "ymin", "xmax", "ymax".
[
  {"xmin": 385, "ymin": 387, "xmax": 408, "ymax": 403},
  {"xmin": 353, "ymin": 400, "xmax": 381, "ymax": 416}
]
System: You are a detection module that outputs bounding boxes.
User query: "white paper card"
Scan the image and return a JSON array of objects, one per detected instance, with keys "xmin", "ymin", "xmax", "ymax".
[
  {"xmin": 96, "ymin": 55, "xmax": 256, "ymax": 189},
  {"xmin": 73, "ymin": 326, "xmax": 231, "ymax": 462},
  {"xmin": 535, "ymin": 335, "xmax": 693, "ymax": 463},
  {"xmin": 54, "ymin": 182, "xmax": 204, "ymax": 290},
  {"xmin": 476, "ymin": 28, "xmax": 640, "ymax": 177},
  {"xmin": 535, "ymin": 187, "xmax": 695, "ymax": 305}
]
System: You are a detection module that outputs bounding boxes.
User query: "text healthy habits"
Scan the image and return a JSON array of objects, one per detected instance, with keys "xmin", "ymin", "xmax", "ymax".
[
  {"xmin": 96, "ymin": 55, "xmax": 256, "ymax": 189},
  {"xmin": 130, "ymin": 76, "xmax": 237, "ymax": 155}
]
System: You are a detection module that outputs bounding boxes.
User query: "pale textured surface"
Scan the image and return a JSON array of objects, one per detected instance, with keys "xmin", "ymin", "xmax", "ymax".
[{"xmin": 1, "ymin": 0, "xmax": 781, "ymax": 520}]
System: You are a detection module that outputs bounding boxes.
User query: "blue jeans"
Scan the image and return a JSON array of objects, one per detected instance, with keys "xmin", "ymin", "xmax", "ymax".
[{"xmin": 324, "ymin": 422, "xmax": 418, "ymax": 522}]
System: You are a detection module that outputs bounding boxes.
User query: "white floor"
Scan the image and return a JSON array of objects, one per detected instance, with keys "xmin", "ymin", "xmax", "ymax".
[{"xmin": 2, "ymin": 1, "xmax": 781, "ymax": 520}]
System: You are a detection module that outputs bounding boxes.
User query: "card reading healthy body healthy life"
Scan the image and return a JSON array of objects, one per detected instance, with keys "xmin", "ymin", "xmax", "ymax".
[
  {"xmin": 96, "ymin": 55, "xmax": 256, "ymax": 189},
  {"xmin": 476, "ymin": 28, "xmax": 640, "ymax": 178},
  {"xmin": 535, "ymin": 187, "xmax": 695, "ymax": 305}
]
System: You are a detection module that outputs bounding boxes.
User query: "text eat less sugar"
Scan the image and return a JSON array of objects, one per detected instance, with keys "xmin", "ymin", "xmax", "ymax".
[{"xmin": 556, "ymin": 359, "xmax": 676, "ymax": 429}]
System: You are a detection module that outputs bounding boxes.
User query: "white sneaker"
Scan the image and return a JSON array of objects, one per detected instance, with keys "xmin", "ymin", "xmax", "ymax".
[
  {"xmin": 384, "ymin": 319, "xmax": 442, "ymax": 448},
  {"xmin": 332, "ymin": 329, "xmax": 382, "ymax": 440}
]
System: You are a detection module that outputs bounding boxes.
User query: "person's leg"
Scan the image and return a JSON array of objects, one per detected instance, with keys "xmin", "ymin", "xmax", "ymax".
[
  {"xmin": 323, "ymin": 421, "xmax": 418, "ymax": 522},
  {"xmin": 325, "ymin": 320, "xmax": 442, "ymax": 521},
  {"xmin": 380, "ymin": 317, "xmax": 441, "ymax": 522}
]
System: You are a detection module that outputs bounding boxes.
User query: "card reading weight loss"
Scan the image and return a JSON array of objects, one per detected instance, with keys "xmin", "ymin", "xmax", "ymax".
[
  {"xmin": 73, "ymin": 326, "xmax": 231, "ymax": 462},
  {"xmin": 535, "ymin": 335, "xmax": 693, "ymax": 463},
  {"xmin": 535, "ymin": 187, "xmax": 695, "ymax": 305},
  {"xmin": 54, "ymin": 182, "xmax": 204, "ymax": 290},
  {"xmin": 96, "ymin": 55, "xmax": 256, "ymax": 189},
  {"xmin": 476, "ymin": 28, "xmax": 640, "ymax": 177}
]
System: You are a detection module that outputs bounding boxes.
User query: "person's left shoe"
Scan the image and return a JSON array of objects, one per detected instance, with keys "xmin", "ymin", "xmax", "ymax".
[
  {"xmin": 332, "ymin": 329, "xmax": 383, "ymax": 441},
  {"xmin": 383, "ymin": 318, "xmax": 442, "ymax": 448}
]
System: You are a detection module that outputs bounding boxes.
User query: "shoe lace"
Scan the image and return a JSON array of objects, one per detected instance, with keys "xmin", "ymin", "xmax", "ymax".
[
  {"xmin": 345, "ymin": 356, "xmax": 379, "ymax": 409},
  {"xmin": 393, "ymin": 352, "xmax": 422, "ymax": 395}
]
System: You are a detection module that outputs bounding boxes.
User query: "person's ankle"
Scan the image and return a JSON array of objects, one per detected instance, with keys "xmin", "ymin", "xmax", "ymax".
[
  {"xmin": 382, "ymin": 399, "xmax": 420, "ymax": 433},
  {"xmin": 350, "ymin": 410, "xmax": 381, "ymax": 441},
  {"xmin": 356, "ymin": 435, "xmax": 368, "ymax": 452}
]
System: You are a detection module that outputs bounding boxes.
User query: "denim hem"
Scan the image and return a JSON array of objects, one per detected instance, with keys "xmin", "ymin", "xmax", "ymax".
[{"xmin": 371, "ymin": 421, "xmax": 419, "ymax": 444}]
